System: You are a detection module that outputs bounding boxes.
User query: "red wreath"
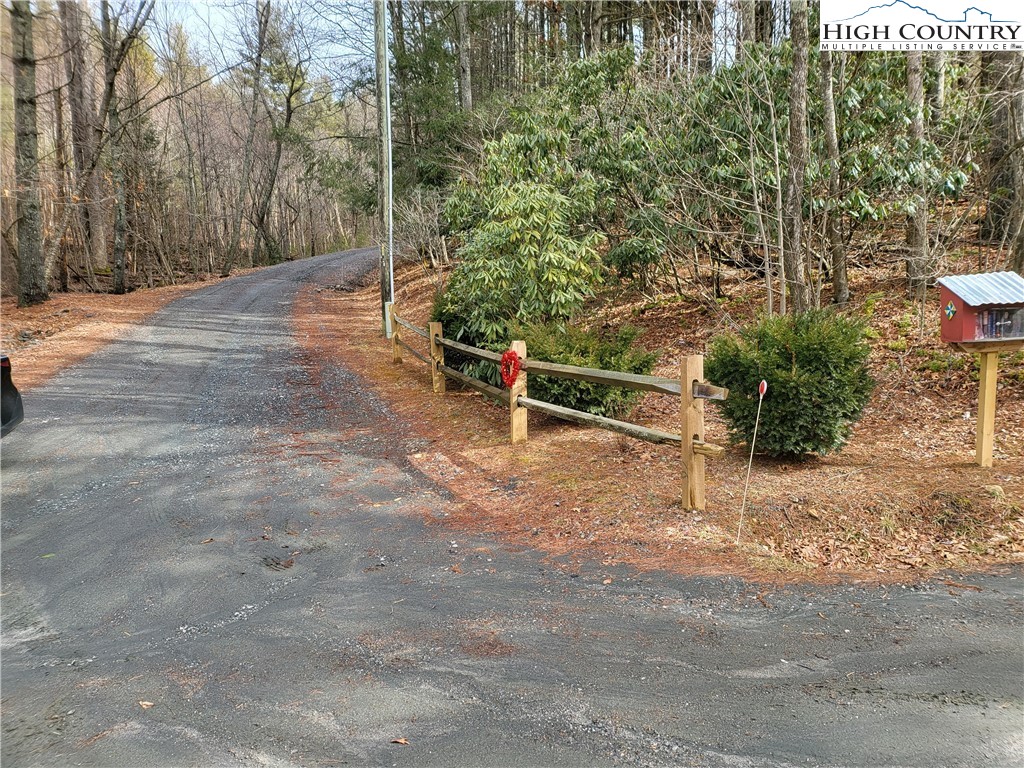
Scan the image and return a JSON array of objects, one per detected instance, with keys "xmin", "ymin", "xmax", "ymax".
[{"xmin": 500, "ymin": 349, "xmax": 522, "ymax": 388}]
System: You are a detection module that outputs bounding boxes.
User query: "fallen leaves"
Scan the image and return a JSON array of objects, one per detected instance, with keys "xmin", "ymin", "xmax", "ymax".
[
  {"xmin": 1, "ymin": 286, "xmax": 204, "ymax": 391},
  {"xmin": 390, "ymin": 738, "xmax": 409, "ymax": 746},
  {"xmin": 293, "ymin": 263, "xmax": 1024, "ymax": 583},
  {"xmin": 138, "ymin": 701, "xmax": 154, "ymax": 710}
]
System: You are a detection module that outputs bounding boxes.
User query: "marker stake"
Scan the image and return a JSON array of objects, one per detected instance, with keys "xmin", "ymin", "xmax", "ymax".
[{"xmin": 736, "ymin": 379, "xmax": 767, "ymax": 545}]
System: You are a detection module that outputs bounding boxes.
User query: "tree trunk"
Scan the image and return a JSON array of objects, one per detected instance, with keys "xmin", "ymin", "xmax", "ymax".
[
  {"xmin": 388, "ymin": 1, "xmax": 416, "ymax": 150},
  {"xmin": 640, "ymin": 2, "xmax": 653, "ymax": 61},
  {"xmin": 588, "ymin": 0, "xmax": 603, "ymax": 56},
  {"xmin": 906, "ymin": 51, "xmax": 930, "ymax": 299},
  {"xmin": 252, "ymin": 129, "xmax": 290, "ymax": 264},
  {"xmin": 53, "ymin": 77, "xmax": 71, "ymax": 292},
  {"xmin": 738, "ymin": 0, "xmax": 756, "ymax": 60},
  {"xmin": 549, "ymin": 0, "xmax": 563, "ymax": 61},
  {"xmin": 222, "ymin": 1, "xmax": 270, "ymax": 277},
  {"xmin": 568, "ymin": 1, "xmax": 584, "ymax": 60},
  {"xmin": 251, "ymin": 37, "xmax": 305, "ymax": 267},
  {"xmin": 101, "ymin": 1, "xmax": 129, "ymax": 295},
  {"xmin": 59, "ymin": 0, "xmax": 107, "ymax": 272},
  {"xmin": 172, "ymin": 75, "xmax": 200, "ymax": 277},
  {"xmin": 375, "ymin": 0, "xmax": 391, "ymax": 315},
  {"xmin": 755, "ymin": 0, "xmax": 774, "ymax": 45},
  {"xmin": 11, "ymin": 0, "xmax": 48, "ymax": 306},
  {"xmin": 927, "ymin": 51, "xmax": 946, "ymax": 125},
  {"xmin": 1005, "ymin": 56, "xmax": 1024, "ymax": 273},
  {"xmin": 694, "ymin": 1, "xmax": 715, "ymax": 74},
  {"xmin": 43, "ymin": 1, "xmax": 154, "ymax": 284},
  {"xmin": 455, "ymin": 1, "xmax": 472, "ymax": 111},
  {"xmin": 982, "ymin": 52, "xmax": 1024, "ymax": 274},
  {"xmin": 782, "ymin": 0, "xmax": 810, "ymax": 313},
  {"xmin": 821, "ymin": 49, "xmax": 848, "ymax": 305}
]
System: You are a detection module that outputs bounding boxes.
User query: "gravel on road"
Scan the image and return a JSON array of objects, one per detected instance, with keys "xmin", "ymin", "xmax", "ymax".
[{"xmin": 2, "ymin": 250, "xmax": 1021, "ymax": 768}]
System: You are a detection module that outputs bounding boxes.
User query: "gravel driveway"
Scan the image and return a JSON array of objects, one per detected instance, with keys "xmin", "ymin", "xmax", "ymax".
[{"xmin": 2, "ymin": 249, "xmax": 1021, "ymax": 767}]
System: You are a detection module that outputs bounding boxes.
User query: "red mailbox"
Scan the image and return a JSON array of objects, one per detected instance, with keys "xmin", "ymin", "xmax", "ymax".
[
  {"xmin": 936, "ymin": 271, "xmax": 1024, "ymax": 344},
  {"xmin": 935, "ymin": 270, "xmax": 1024, "ymax": 468}
]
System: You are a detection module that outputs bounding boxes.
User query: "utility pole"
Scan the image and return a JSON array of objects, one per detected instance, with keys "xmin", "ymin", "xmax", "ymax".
[{"xmin": 374, "ymin": 0, "xmax": 394, "ymax": 331}]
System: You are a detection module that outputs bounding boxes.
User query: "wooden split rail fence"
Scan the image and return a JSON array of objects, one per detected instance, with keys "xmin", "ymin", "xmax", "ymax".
[{"xmin": 387, "ymin": 303, "xmax": 729, "ymax": 511}]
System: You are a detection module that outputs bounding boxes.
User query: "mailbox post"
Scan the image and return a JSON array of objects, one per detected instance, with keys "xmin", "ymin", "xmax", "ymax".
[{"xmin": 936, "ymin": 271, "xmax": 1024, "ymax": 467}]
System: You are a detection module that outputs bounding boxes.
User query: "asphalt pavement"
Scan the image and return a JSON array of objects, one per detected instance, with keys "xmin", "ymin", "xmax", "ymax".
[{"xmin": 2, "ymin": 249, "xmax": 1022, "ymax": 768}]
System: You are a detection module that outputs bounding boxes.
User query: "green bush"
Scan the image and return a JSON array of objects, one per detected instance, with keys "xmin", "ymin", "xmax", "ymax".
[
  {"xmin": 430, "ymin": 280, "xmax": 492, "ymax": 381},
  {"xmin": 442, "ymin": 176, "xmax": 603, "ymax": 346},
  {"xmin": 704, "ymin": 311, "xmax": 875, "ymax": 459},
  {"xmin": 441, "ymin": 115, "xmax": 604, "ymax": 352},
  {"xmin": 431, "ymin": 293, "xmax": 656, "ymax": 416},
  {"xmin": 515, "ymin": 321, "xmax": 657, "ymax": 418}
]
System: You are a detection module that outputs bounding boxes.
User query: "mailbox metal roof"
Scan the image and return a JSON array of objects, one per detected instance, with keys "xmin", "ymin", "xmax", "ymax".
[{"xmin": 936, "ymin": 271, "xmax": 1024, "ymax": 307}]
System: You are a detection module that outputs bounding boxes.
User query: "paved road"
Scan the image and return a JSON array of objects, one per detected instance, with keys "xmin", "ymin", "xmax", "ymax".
[{"xmin": 2, "ymin": 250, "xmax": 1022, "ymax": 768}]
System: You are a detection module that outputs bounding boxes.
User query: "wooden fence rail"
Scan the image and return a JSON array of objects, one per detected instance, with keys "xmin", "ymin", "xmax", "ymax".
[
  {"xmin": 396, "ymin": 337, "xmax": 430, "ymax": 366},
  {"xmin": 394, "ymin": 315, "xmax": 429, "ymax": 339},
  {"xmin": 521, "ymin": 359, "xmax": 681, "ymax": 396},
  {"xmin": 516, "ymin": 396, "xmax": 681, "ymax": 445},
  {"xmin": 385, "ymin": 302, "xmax": 727, "ymax": 510},
  {"xmin": 439, "ymin": 363, "xmax": 510, "ymax": 404},
  {"xmin": 436, "ymin": 336, "xmax": 503, "ymax": 363}
]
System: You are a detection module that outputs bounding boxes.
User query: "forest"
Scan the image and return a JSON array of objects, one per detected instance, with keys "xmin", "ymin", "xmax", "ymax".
[
  {"xmin": 2, "ymin": 0, "xmax": 378, "ymax": 301},
  {"xmin": 2, "ymin": 1, "xmax": 1022, "ymax": 317}
]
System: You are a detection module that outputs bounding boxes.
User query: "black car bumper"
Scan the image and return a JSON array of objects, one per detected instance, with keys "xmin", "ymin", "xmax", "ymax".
[{"xmin": 1, "ymin": 355, "xmax": 24, "ymax": 437}]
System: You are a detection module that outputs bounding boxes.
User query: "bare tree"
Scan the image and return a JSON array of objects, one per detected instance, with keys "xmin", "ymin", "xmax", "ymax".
[
  {"xmin": 755, "ymin": 1, "xmax": 776, "ymax": 46},
  {"xmin": 42, "ymin": 0, "xmax": 154, "ymax": 283},
  {"xmin": 251, "ymin": 7, "xmax": 309, "ymax": 264},
  {"xmin": 782, "ymin": 0, "xmax": 809, "ymax": 313},
  {"xmin": 738, "ymin": 0, "xmax": 756, "ymax": 61},
  {"xmin": 11, "ymin": 0, "xmax": 47, "ymax": 306},
  {"xmin": 927, "ymin": 51, "xmax": 946, "ymax": 125},
  {"xmin": 221, "ymin": 1, "xmax": 271, "ymax": 277},
  {"xmin": 1010, "ymin": 58, "xmax": 1024, "ymax": 273},
  {"xmin": 587, "ymin": 0, "xmax": 603, "ymax": 56},
  {"xmin": 455, "ymin": 0, "xmax": 471, "ymax": 111},
  {"xmin": 101, "ymin": 1, "xmax": 126, "ymax": 292},
  {"xmin": 58, "ymin": 0, "xmax": 107, "ymax": 273},
  {"xmin": 982, "ymin": 52, "xmax": 1024, "ymax": 273},
  {"xmin": 906, "ymin": 51, "xmax": 930, "ymax": 299},
  {"xmin": 820, "ymin": 49, "xmax": 848, "ymax": 305},
  {"xmin": 693, "ymin": 1, "xmax": 715, "ymax": 74}
]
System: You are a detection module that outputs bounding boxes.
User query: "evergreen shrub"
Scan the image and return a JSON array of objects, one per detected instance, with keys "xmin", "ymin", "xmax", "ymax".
[
  {"xmin": 515, "ymin": 322, "xmax": 657, "ymax": 418},
  {"xmin": 704, "ymin": 311, "xmax": 875, "ymax": 459},
  {"xmin": 430, "ymin": 289, "xmax": 656, "ymax": 417},
  {"xmin": 430, "ymin": 280, "xmax": 486, "ymax": 378}
]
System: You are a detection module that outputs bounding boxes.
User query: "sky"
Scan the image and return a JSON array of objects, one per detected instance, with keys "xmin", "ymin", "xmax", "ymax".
[{"xmin": 153, "ymin": 0, "xmax": 374, "ymax": 86}]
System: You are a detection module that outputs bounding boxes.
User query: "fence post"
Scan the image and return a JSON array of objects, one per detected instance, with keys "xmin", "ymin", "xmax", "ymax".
[
  {"xmin": 509, "ymin": 340, "xmax": 528, "ymax": 444},
  {"xmin": 388, "ymin": 303, "xmax": 401, "ymax": 364},
  {"xmin": 681, "ymin": 354, "xmax": 705, "ymax": 511},
  {"xmin": 429, "ymin": 321, "xmax": 446, "ymax": 394},
  {"xmin": 976, "ymin": 350, "xmax": 998, "ymax": 467}
]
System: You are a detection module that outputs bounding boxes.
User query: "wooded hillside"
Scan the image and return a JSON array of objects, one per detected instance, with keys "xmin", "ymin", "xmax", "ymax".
[
  {"xmin": 2, "ymin": 0, "xmax": 378, "ymax": 301},
  {"xmin": 2, "ymin": 1, "xmax": 1022, "ymax": 312}
]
